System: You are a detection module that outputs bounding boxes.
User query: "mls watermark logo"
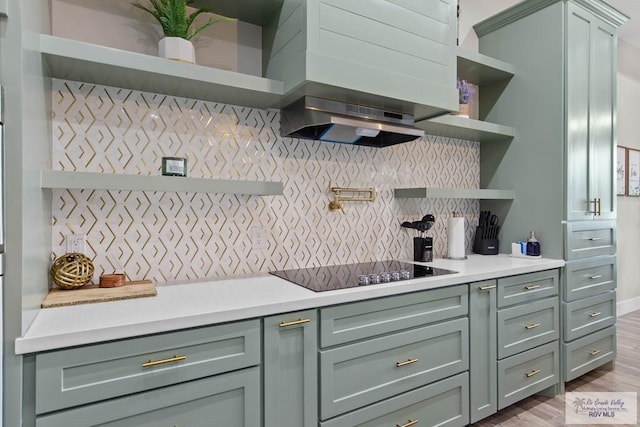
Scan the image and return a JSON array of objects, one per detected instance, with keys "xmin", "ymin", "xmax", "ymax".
[{"xmin": 566, "ymin": 392, "xmax": 637, "ymax": 424}]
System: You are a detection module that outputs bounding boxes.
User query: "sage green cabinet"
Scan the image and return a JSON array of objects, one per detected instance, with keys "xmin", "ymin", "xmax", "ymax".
[
  {"xmin": 469, "ymin": 280, "xmax": 497, "ymax": 423},
  {"xmin": 263, "ymin": 310, "xmax": 318, "ymax": 427},
  {"xmin": 474, "ymin": 0, "xmax": 626, "ymax": 384},
  {"xmin": 35, "ymin": 367, "xmax": 261, "ymax": 427}
]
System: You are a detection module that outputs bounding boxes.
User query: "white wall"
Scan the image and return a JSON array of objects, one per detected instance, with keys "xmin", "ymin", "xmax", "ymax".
[{"xmin": 460, "ymin": 0, "xmax": 640, "ymax": 311}]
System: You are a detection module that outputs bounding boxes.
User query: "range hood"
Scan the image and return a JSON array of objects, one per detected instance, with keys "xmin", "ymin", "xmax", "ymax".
[{"xmin": 281, "ymin": 97, "xmax": 425, "ymax": 148}]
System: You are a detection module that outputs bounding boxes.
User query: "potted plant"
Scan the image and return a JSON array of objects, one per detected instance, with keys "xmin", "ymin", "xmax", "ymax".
[
  {"xmin": 132, "ymin": 0, "xmax": 235, "ymax": 64},
  {"xmin": 453, "ymin": 78, "xmax": 475, "ymax": 118}
]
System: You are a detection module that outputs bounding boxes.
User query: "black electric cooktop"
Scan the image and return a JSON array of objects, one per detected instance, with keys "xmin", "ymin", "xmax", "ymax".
[{"xmin": 269, "ymin": 260, "xmax": 457, "ymax": 292}]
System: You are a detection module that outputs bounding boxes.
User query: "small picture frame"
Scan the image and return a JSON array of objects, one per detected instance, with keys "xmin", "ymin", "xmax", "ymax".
[
  {"xmin": 628, "ymin": 148, "xmax": 640, "ymax": 197},
  {"xmin": 162, "ymin": 157, "xmax": 187, "ymax": 177},
  {"xmin": 617, "ymin": 146, "xmax": 627, "ymax": 196}
]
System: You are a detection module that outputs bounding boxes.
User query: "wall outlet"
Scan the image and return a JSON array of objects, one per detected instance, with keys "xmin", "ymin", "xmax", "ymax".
[
  {"xmin": 66, "ymin": 234, "xmax": 86, "ymax": 254},
  {"xmin": 251, "ymin": 226, "xmax": 268, "ymax": 250}
]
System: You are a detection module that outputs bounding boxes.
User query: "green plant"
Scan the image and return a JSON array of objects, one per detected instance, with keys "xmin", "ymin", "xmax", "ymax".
[{"xmin": 132, "ymin": 0, "xmax": 235, "ymax": 40}]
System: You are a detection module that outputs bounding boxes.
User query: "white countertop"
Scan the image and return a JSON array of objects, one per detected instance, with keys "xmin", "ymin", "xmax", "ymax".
[{"xmin": 15, "ymin": 254, "xmax": 564, "ymax": 354}]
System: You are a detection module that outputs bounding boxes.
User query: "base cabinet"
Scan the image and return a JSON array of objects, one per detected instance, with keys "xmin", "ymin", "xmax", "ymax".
[{"xmin": 263, "ymin": 310, "xmax": 318, "ymax": 427}]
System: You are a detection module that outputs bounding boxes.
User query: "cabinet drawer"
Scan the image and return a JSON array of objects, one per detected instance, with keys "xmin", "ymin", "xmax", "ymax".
[
  {"xmin": 563, "ymin": 326, "xmax": 616, "ymax": 382},
  {"xmin": 497, "ymin": 270, "xmax": 559, "ymax": 308},
  {"xmin": 320, "ymin": 372, "xmax": 469, "ymax": 427},
  {"xmin": 563, "ymin": 291, "xmax": 616, "ymax": 341},
  {"xmin": 565, "ymin": 220, "xmax": 616, "ymax": 260},
  {"xmin": 564, "ymin": 256, "xmax": 616, "ymax": 302},
  {"xmin": 498, "ymin": 297, "xmax": 559, "ymax": 359},
  {"xmin": 36, "ymin": 366, "xmax": 261, "ymax": 427},
  {"xmin": 320, "ymin": 317, "xmax": 468, "ymax": 419},
  {"xmin": 35, "ymin": 320, "xmax": 260, "ymax": 414},
  {"xmin": 497, "ymin": 341, "xmax": 559, "ymax": 410},
  {"xmin": 320, "ymin": 284, "xmax": 467, "ymax": 347}
]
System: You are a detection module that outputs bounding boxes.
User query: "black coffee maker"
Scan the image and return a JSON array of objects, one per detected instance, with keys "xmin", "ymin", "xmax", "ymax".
[{"xmin": 401, "ymin": 215, "xmax": 435, "ymax": 262}]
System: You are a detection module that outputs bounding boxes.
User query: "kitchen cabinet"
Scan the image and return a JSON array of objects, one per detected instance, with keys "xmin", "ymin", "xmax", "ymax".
[
  {"xmin": 263, "ymin": 310, "xmax": 318, "ymax": 427},
  {"xmin": 469, "ymin": 269, "xmax": 560, "ymax": 421},
  {"xmin": 474, "ymin": 0, "xmax": 626, "ymax": 383},
  {"xmin": 469, "ymin": 280, "xmax": 497, "ymax": 423}
]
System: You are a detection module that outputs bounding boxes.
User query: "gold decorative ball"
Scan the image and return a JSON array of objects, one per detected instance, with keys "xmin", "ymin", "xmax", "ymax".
[{"xmin": 50, "ymin": 253, "xmax": 95, "ymax": 290}]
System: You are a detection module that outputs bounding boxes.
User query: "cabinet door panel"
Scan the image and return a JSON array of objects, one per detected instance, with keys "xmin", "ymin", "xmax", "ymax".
[
  {"xmin": 566, "ymin": 5, "xmax": 592, "ymax": 220},
  {"xmin": 469, "ymin": 280, "xmax": 497, "ymax": 423},
  {"xmin": 563, "ymin": 291, "xmax": 616, "ymax": 342},
  {"xmin": 36, "ymin": 367, "xmax": 261, "ymax": 427},
  {"xmin": 264, "ymin": 310, "xmax": 318, "ymax": 427}
]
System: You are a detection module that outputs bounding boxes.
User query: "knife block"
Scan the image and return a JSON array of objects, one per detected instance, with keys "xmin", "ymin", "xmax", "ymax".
[{"xmin": 473, "ymin": 227, "xmax": 499, "ymax": 255}]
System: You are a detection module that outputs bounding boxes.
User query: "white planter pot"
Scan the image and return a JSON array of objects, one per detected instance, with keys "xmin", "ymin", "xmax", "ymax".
[{"xmin": 158, "ymin": 37, "xmax": 195, "ymax": 64}]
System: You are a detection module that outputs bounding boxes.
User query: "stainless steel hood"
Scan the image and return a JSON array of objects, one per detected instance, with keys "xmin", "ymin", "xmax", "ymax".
[{"xmin": 280, "ymin": 97, "xmax": 425, "ymax": 148}]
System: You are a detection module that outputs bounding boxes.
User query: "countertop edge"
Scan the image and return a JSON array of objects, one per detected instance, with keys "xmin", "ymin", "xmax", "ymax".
[{"xmin": 15, "ymin": 256, "xmax": 565, "ymax": 354}]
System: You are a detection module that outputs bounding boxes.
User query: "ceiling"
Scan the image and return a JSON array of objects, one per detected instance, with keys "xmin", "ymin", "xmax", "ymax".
[{"xmin": 606, "ymin": 0, "xmax": 640, "ymax": 48}]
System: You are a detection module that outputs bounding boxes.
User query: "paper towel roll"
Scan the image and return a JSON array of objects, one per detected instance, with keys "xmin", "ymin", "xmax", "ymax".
[{"xmin": 447, "ymin": 217, "xmax": 466, "ymax": 259}]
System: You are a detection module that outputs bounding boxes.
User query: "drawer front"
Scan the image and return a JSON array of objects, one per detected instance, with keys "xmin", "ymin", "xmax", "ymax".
[
  {"xmin": 563, "ymin": 291, "xmax": 616, "ymax": 341},
  {"xmin": 320, "ymin": 317, "xmax": 468, "ymax": 419},
  {"xmin": 36, "ymin": 320, "xmax": 261, "ymax": 414},
  {"xmin": 498, "ymin": 297, "xmax": 559, "ymax": 359},
  {"xmin": 320, "ymin": 372, "xmax": 469, "ymax": 427},
  {"xmin": 497, "ymin": 341, "xmax": 559, "ymax": 410},
  {"xmin": 497, "ymin": 270, "xmax": 559, "ymax": 308},
  {"xmin": 563, "ymin": 326, "xmax": 616, "ymax": 382},
  {"xmin": 36, "ymin": 366, "xmax": 261, "ymax": 427},
  {"xmin": 564, "ymin": 256, "xmax": 616, "ymax": 302},
  {"xmin": 565, "ymin": 220, "xmax": 616, "ymax": 260},
  {"xmin": 320, "ymin": 284, "xmax": 467, "ymax": 347}
]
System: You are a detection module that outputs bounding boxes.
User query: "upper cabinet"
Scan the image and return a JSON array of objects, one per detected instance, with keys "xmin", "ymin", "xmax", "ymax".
[{"xmin": 474, "ymin": 0, "xmax": 627, "ymax": 258}]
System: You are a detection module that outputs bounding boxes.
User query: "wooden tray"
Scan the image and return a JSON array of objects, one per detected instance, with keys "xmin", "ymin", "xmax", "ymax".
[{"xmin": 41, "ymin": 280, "xmax": 157, "ymax": 308}]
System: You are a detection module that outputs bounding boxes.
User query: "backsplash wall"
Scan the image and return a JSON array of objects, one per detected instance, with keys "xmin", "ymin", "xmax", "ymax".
[{"xmin": 51, "ymin": 79, "xmax": 480, "ymax": 284}]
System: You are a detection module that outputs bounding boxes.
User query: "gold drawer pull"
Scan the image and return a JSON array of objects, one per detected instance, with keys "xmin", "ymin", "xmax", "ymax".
[
  {"xmin": 396, "ymin": 358, "xmax": 419, "ymax": 368},
  {"xmin": 589, "ymin": 274, "xmax": 603, "ymax": 279},
  {"xmin": 588, "ymin": 312, "xmax": 602, "ymax": 318},
  {"xmin": 525, "ymin": 369, "xmax": 541, "ymax": 378},
  {"xmin": 525, "ymin": 322, "xmax": 541, "ymax": 329},
  {"xmin": 397, "ymin": 419, "xmax": 419, "ymax": 427},
  {"xmin": 142, "ymin": 355, "xmax": 186, "ymax": 368},
  {"xmin": 279, "ymin": 318, "xmax": 311, "ymax": 327},
  {"xmin": 589, "ymin": 349, "xmax": 602, "ymax": 356},
  {"xmin": 479, "ymin": 284, "xmax": 496, "ymax": 290},
  {"xmin": 588, "ymin": 237, "xmax": 603, "ymax": 241},
  {"xmin": 524, "ymin": 284, "xmax": 540, "ymax": 290}
]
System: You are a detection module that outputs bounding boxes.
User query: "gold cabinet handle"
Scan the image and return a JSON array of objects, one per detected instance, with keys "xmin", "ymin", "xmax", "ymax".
[
  {"xmin": 588, "ymin": 312, "xmax": 601, "ymax": 318},
  {"xmin": 589, "ymin": 274, "xmax": 603, "ymax": 279},
  {"xmin": 396, "ymin": 358, "xmax": 419, "ymax": 368},
  {"xmin": 479, "ymin": 284, "xmax": 496, "ymax": 291},
  {"xmin": 588, "ymin": 198, "xmax": 598, "ymax": 214},
  {"xmin": 142, "ymin": 355, "xmax": 186, "ymax": 368},
  {"xmin": 524, "ymin": 284, "xmax": 540, "ymax": 290},
  {"xmin": 525, "ymin": 322, "xmax": 541, "ymax": 329},
  {"xmin": 589, "ymin": 349, "xmax": 602, "ymax": 356},
  {"xmin": 597, "ymin": 198, "xmax": 602, "ymax": 216},
  {"xmin": 397, "ymin": 419, "xmax": 419, "ymax": 427},
  {"xmin": 525, "ymin": 369, "xmax": 541, "ymax": 378},
  {"xmin": 279, "ymin": 318, "xmax": 311, "ymax": 327},
  {"xmin": 588, "ymin": 237, "xmax": 603, "ymax": 241}
]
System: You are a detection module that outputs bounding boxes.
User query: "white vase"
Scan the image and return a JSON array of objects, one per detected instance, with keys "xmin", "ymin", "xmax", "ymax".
[{"xmin": 158, "ymin": 37, "xmax": 195, "ymax": 64}]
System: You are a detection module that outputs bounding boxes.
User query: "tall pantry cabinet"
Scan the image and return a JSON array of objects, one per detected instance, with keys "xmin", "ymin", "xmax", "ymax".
[{"xmin": 475, "ymin": 0, "xmax": 627, "ymax": 384}]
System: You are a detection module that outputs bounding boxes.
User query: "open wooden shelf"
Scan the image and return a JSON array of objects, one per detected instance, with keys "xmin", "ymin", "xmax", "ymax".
[{"xmin": 394, "ymin": 188, "xmax": 515, "ymax": 200}]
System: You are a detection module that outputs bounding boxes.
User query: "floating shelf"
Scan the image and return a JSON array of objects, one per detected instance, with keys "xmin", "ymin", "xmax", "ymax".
[
  {"xmin": 40, "ymin": 35, "xmax": 284, "ymax": 109},
  {"xmin": 416, "ymin": 115, "xmax": 515, "ymax": 143},
  {"xmin": 394, "ymin": 188, "xmax": 515, "ymax": 200},
  {"xmin": 41, "ymin": 171, "xmax": 284, "ymax": 196},
  {"xmin": 456, "ymin": 48, "xmax": 515, "ymax": 85}
]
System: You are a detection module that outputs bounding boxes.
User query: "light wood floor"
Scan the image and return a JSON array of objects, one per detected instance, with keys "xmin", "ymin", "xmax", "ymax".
[{"xmin": 473, "ymin": 310, "xmax": 640, "ymax": 426}]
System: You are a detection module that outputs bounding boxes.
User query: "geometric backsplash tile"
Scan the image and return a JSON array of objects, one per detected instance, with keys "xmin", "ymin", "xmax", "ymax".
[{"xmin": 52, "ymin": 79, "xmax": 480, "ymax": 285}]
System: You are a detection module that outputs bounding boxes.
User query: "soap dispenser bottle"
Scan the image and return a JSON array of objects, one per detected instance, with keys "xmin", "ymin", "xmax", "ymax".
[{"xmin": 526, "ymin": 231, "xmax": 541, "ymax": 256}]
